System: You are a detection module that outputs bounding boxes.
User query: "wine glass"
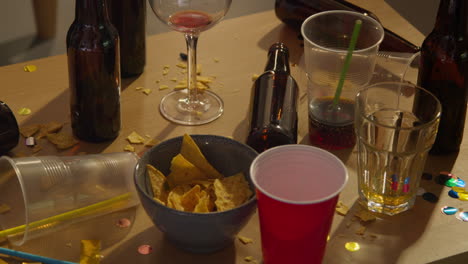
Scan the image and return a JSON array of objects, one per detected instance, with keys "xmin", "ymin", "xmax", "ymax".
[{"xmin": 149, "ymin": 0, "xmax": 232, "ymax": 125}]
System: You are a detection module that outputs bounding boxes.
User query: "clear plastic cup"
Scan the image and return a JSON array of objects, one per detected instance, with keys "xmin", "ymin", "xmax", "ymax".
[{"xmin": 0, "ymin": 152, "xmax": 139, "ymax": 245}]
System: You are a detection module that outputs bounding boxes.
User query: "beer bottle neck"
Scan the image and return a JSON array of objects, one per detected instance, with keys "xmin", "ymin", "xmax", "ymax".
[
  {"xmin": 264, "ymin": 42, "xmax": 291, "ymax": 73},
  {"xmin": 75, "ymin": 0, "xmax": 110, "ymax": 24},
  {"xmin": 434, "ymin": 0, "xmax": 468, "ymax": 36}
]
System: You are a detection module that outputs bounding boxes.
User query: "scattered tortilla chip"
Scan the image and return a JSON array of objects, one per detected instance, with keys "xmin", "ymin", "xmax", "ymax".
[
  {"xmin": 354, "ymin": 208, "xmax": 377, "ymax": 222},
  {"xmin": 166, "ymin": 154, "xmax": 208, "ymax": 188},
  {"xmin": 46, "ymin": 132, "xmax": 78, "ymax": 149},
  {"xmin": 127, "ymin": 131, "xmax": 146, "ymax": 144},
  {"xmin": 135, "ymin": 86, "xmax": 143, "ymax": 90},
  {"xmin": 0, "ymin": 204, "xmax": 10, "ymax": 214},
  {"xmin": 214, "ymin": 173, "xmax": 253, "ymax": 212},
  {"xmin": 335, "ymin": 201, "xmax": 349, "ymax": 216},
  {"xmin": 355, "ymin": 226, "xmax": 366, "ymax": 236},
  {"xmin": 142, "ymin": 88, "xmax": 152, "ymax": 95},
  {"xmin": 244, "ymin": 256, "xmax": 258, "ymax": 263},
  {"xmin": 181, "ymin": 185, "xmax": 202, "ymax": 212},
  {"xmin": 146, "ymin": 164, "xmax": 168, "ymax": 203},
  {"xmin": 19, "ymin": 124, "xmax": 40, "ymax": 137},
  {"xmin": 193, "ymin": 190, "xmax": 214, "ymax": 213},
  {"xmin": 238, "ymin": 235, "xmax": 253, "ymax": 244},
  {"xmin": 180, "ymin": 134, "xmax": 222, "ymax": 179},
  {"xmin": 176, "ymin": 62, "xmax": 187, "ymax": 69},
  {"xmin": 124, "ymin": 145, "xmax": 135, "ymax": 152},
  {"xmin": 167, "ymin": 184, "xmax": 192, "ymax": 211},
  {"xmin": 36, "ymin": 121, "xmax": 63, "ymax": 138},
  {"xmin": 159, "ymin": 85, "xmax": 169, "ymax": 90},
  {"xmin": 23, "ymin": 65, "xmax": 37, "ymax": 72},
  {"xmin": 80, "ymin": 240, "xmax": 101, "ymax": 264},
  {"xmin": 213, "ymin": 57, "xmax": 220, "ymax": 63},
  {"xmin": 18, "ymin": 107, "xmax": 31, "ymax": 116}
]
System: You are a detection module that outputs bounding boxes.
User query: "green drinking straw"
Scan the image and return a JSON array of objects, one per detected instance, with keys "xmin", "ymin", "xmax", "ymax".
[
  {"xmin": 332, "ymin": 19, "xmax": 363, "ymax": 107},
  {"xmin": 0, "ymin": 192, "xmax": 132, "ymax": 238}
]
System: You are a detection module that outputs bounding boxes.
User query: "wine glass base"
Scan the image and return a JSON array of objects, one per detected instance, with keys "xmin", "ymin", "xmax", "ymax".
[{"xmin": 160, "ymin": 89, "xmax": 224, "ymax": 125}]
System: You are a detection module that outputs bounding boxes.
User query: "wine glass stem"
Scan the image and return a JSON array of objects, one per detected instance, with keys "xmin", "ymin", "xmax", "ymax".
[{"xmin": 184, "ymin": 33, "xmax": 200, "ymax": 107}]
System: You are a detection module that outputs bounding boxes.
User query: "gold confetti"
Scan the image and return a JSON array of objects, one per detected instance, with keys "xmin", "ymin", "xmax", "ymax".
[
  {"xmin": 23, "ymin": 65, "xmax": 37, "ymax": 72},
  {"xmin": 124, "ymin": 145, "xmax": 135, "ymax": 152},
  {"xmin": 18, "ymin": 107, "xmax": 32, "ymax": 116},
  {"xmin": 238, "ymin": 235, "xmax": 253, "ymax": 244},
  {"xmin": 345, "ymin": 242, "xmax": 360, "ymax": 252},
  {"xmin": 163, "ymin": 65, "xmax": 170, "ymax": 69},
  {"xmin": 0, "ymin": 204, "xmax": 10, "ymax": 214},
  {"xmin": 142, "ymin": 88, "xmax": 152, "ymax": 95}
]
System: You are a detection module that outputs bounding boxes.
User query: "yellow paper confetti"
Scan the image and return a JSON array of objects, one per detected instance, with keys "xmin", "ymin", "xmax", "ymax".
[
  {"xmin": 345, "ymin": 242, "xmax": 360, "ymax": 252},
  {"xmin": 23, "ymin": 65, "xmax": 37, "ymax": 72},
  {"xmin": 18, "ymin": 107, "xmax": 32, "ymax": 116}
]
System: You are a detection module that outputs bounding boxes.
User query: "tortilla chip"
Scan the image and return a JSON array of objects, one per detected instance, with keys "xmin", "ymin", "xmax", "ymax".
[
  {"xmin": 80, "ymin": 240, "xmax": 101, "ymax": 264},
  {"xmin": 213, "ymin": 173, "xmax": 252, "ymax": 211},
  {"xmin": 194, "ymin": 190, "xmax": 214, "ymax": 213},
  {"xmin": 167, "ymin": 184, "xmax": 192, "ymax": 211},
  {"xmin": 181, "ymin": 185, "xmax": 202, "ymax": 212},
  {"xmin": 19, "ymin": 124, "xmax": 40, "ymax": 137},
  {"xmin": 146, "ymin": 164, "xmax": 168, "ymax": 203},
  {"xmin": 127, "ymin": 131, "xmax": 146, "ymax": 144},
  {"xmin": 46, "ymin": 132, "xmax": 78, "ymax": 149},
  {"xmin": 37, "ymin": 122, "xmax": 63, "ymax": 139},
  {"xmin": 180, "ymin": 134, "xmax": 222, "ymax": 179},
  {"xmin": 166, "ymin": 154, "xmax": 208, "ymax": 188}
]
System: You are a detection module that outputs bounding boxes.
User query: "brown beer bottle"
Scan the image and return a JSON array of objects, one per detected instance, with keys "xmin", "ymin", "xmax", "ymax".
[
  {"xmin": 0, "ymin": 101, "xmax": 19, "ymax": 155},
  {"xmin": 246, "ymin": 43, "xmax": 298, "ymax": 153},
  {"xmin": 108, "ymin": 0, "xmax": 146, "ymax": 77},
  {"xmin": 274, "ymin": 0, "xmax": 420, "ymax": 53},
  {"xmin": 67, "ymin": 0, "xmax": 121, "ymax": 142},
  {"xmin": 417, "ymin": 0, "xmax": 468, "ymax": 154}
]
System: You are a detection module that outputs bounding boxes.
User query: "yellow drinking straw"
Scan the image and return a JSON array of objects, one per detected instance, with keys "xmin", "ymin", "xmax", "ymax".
[
  {"xmin": 332, "ymin": 19, "xmax": 363, "ymax": 107},
  {"xmin": 0, "ymin": 192, "xmax": 133, "ymax": 238}
]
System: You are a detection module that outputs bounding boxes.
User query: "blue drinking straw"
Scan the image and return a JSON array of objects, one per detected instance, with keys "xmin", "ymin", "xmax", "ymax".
[
  {"xmin": 0, "ymin": 247, "xmax": 77, "ymax": 264},
  {"xmin": 332, "ymin": 19, "xmax": 363, "ymax": 107}
]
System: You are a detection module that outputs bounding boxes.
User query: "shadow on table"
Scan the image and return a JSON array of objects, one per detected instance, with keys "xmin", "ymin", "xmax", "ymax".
[
  {"xmin": 104, "ymin": 225, "xmax": 236, "ymax": 264},
  {"xmin": 0, "ymin": 35, "xmax": 55, "ymax": 67}
]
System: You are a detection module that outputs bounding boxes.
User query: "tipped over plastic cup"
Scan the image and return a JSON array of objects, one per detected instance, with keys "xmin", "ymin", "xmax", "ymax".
[{"xmin": 0, "ymin": 152, "xmax": 139, "ymax": 245}]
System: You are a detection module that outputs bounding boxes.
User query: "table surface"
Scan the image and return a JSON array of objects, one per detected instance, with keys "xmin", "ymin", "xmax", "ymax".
[{"xmin": 2, "ymin": 1, "xmax": 468, "ymax": 263}]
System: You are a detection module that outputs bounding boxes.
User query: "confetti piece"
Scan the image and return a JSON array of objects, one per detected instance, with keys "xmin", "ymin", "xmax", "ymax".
[
  {"xmin": 124, "ymin": 145, "xmax": 135, "ymax": 152},
  {"xmin": 238, "ymin": 235, "xmax": 253, "ymax": 244},
  {"xmin": 179, "ymin": 53, "xmax": 188, "ymax": 61},
  {"xmin": 458, "ymin": 192, "xmax": 468, "ymax": 201},
  {"xmin": 23, "ymin": 65, "xmax": 37, "ymax": 72},
  {"xmin": 0, "ymin": 204, "xmax": 10, "ymax": 214},
  {"xmin": 456, "ymin": 179, "xmax": 466, "ymax": 188},
  {"xmin": 142, "ymin": 88, "xmax": 152, "ymax": 95},
  {"xmin": 80, "ymin": 240, "xmax": 101, "ymax": 264},
  {"xmin": 18, "ymin": 108, "xmax": 31, "ymax": 116},
  {"xmin": 163, "ymin": 65, "xmax": 170, "ymax": 69},
  {"xmin": 345, "ymin": 242, "xmax": 360, "ymax": 252},
  {"xmin": 446, "ymin": 178, "xmax": 458, "ymax": 187},
  {"xmin": 448, "ymin": 190, "xmax": 459, "ymax": 199},
  {"xmin": 327, "ymin": 235, "xmax": 330, "ymax": 241},
  {"xmin": 25, "ymin": 137, "xmax": 36, "ymax": 147},
  {"xmin": 335, "ymin": 201, "xmax": 349, "ymax": 216},
  {"xmin": 422, "ymin": 192, "xmax": 439, "ymax": 203},
  {"xmin": 116, "ymin": 218, "xmax": 131, "ymax": 228},
  {"xmin": 452, "ymin": 187, "xmax": 466, "ymax": 192},
  {"xmin": 127, "ymin": 131, "xmax": 146, "ymax": 144},
  {"xmin": 441, "ymin": 206, "xmax": 458, "ymax": 215},
  {"xmin": 137, "ymin": 245, "xmax": 152, "ymax": 255},
  {"xmin": 456, "ymin": 211, "xmax": 468, "ymax": 222}
]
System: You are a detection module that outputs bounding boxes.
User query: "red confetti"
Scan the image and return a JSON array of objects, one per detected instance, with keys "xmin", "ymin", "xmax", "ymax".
[
  {"xmin": 116, "ymin": 218, "xmax": 131, "ymax": 228},
  {"xmin": 138, "ymin": 245, "xmax": 153, "ymax": 255}
]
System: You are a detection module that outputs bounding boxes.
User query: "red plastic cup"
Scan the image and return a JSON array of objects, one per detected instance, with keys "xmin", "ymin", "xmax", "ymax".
[{"xmin": 250, "ymin": 145, "xmax": 348, "ymax": 264}]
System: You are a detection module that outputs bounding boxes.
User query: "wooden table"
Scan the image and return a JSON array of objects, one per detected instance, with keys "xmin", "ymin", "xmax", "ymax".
[{"xmin": 1, "ymin": 1, "xmax": 468, "ymax": 263}]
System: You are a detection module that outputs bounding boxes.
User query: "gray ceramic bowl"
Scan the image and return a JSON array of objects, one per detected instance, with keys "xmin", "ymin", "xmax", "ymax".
[{"xmin": 134, "ymin": 134, "xmax": 258, "ymax": 253}]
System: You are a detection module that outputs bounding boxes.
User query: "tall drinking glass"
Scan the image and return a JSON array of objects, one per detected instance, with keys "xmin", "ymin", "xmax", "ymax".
[{"xmin": 149, "ymin": 0, "xmax": 232, "ymax": 125}]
